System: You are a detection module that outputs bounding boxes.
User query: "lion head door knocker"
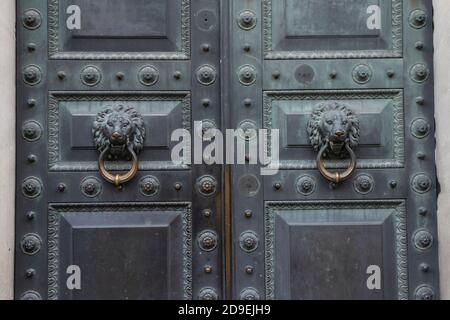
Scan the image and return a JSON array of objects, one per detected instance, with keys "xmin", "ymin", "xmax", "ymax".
[
  {"xmin": 307, "ymin": 101, "xmax": 360, "ymax": 184},
  {"xmin": 93, "ymin": 105, "xmax": 145, "ymax": 186}
]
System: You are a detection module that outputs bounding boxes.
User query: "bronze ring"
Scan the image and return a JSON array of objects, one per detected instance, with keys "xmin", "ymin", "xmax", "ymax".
[
  {"xmin": 317, "ymin": 143, "xmax": 357, "ymax": 184},
  {"xmin": 99, "ymin": 144, "xmax": 139, "ymax": 187}
]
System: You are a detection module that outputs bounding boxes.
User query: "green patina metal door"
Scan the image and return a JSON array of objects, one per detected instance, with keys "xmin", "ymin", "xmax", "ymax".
[
  {"xmin": 227, "ymin": 0, "xmax": 439, "ymax": 300},
  {"xmin": 16, "ymin": 0, "xmax": 439, "ymax": 300}
]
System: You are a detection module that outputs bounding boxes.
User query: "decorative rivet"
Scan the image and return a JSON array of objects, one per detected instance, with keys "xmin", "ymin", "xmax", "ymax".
[
  {"xmin": 23, "ymin": 65, "xmax": 42, "ymax": 86},
  {"xmin": 173, "ymin": 71, "xmax": 182, "ymax": 80},
  {"xmin": 57, "ymin": 183, "xmax": 66, "ymax": 193},
  {"xmin": 197, "ymin": 175, "xmax": 218, "ymax": 197},
  {"xmin": 329, "ymin": 70, "xmax": 338, "ymax": 79},
  {"xmin": 203, "ymin": 209, "xmax": 212, "ymax": 218},
  {"xmin": 202, "ymin": 99, "xmax": 211, "ymax": 107},
  {"xmin": 411, "ymin": 118, "xmax": 431, "ymax": 139},
  {"xmin": 27, "ymin": 154, "xmax": 37, "ymax": 163},
  {"xmin": 25, "ymin": 268, "xmax": 36, "ymax": 278},
  {"xmin": 22, "ymin": 9, "xmax": 42, "ymax": 30},
  {"xmin": 296, "ymin": 175, "xmax": 316, "ymax": 196},
  {"xmin": 174, "ymin": 182, "xmax": 182, "ymax": 191},
  {"xmin": 198, "ymin": 230, "xmax": 218, "ymax": 252},
  {"xmin": 196, "ymin": 65, "xmax": 217, "ymax": 86},
  {"xmin": 81, "ymin": 177, "xmax": 102, "ymax": 198},
  {"xmin": 116, "ymin": 72, "xmax": 125, "ymax": 80},
  {"xmin": 138, "ymin": 66, "xmax": 159, "ymax": 86},
  {"xmin": 413, "ymin": 229, "xmax": 434, "ymax": 251},
  {"xmin": 415, "ymin": 41, "xmax": 424, "ymax": 50},
  {"xmin": 244, "ymin": 98, "xmax": 252, "ymax": 107},
  {"xmin": 139, "ymin": 176, "xmax": 160, "ymax": 197},
  {"xmin": 237, "ymin": 10, "xmax": 257, "ymax": 30},
  {"xmin": 420, "ymin": 263, "xmax": 430, "ymax": 273},
  {"xmin": 272, "ymin": 71, "xmax": 281, "ymax": 79},
  {"xmin": 389, "ymin": 180, "xmax": 398, "ymax": 189},
  {"xmin": 20, "ymin": 291, "xmax": 42, "ymax": 300},
  {"xmin": 27, "ymin": 98, "xmax": 36, "ymax": 107},
  {"xmin": 238, "ymin": 65, "xmax": 257, "ymax": 86},
  {"xmin": 419, "ymin": 207, "xmax": 428, "ymax": 216},
  {"xmin": 22, "ymin": 177, "xmax": 42, "ymax": 199},
  {"xmin": 26, "ymin": 211, "xmax": 36, "ymax": 220},
  {"xmin": 198, "ymin": 288, "xmax": 218, "ymax": 300},
  {"xmin": 409, "ymin": 10, "xmax": 427, "ymax": 29},
  {"xmin": 238, "ymin": 120, "xmax": 258, "ymax": 140},
  {"xmin": 21, "ymin": 233, "xmax": 42, "ymax": 255},
  {"xmin": 415, "ymin": 285, "xmax": 435, "ymax": 300},
  {"xmin": 81, "ymin": 66, "xmax": 101, "ymax": 86},
  {"xmin": 354, "ymin": 174, "xmax": 375, "ymax": 195},
  {"xmin": 417, "ymin": 152, "xmax": 426, "ymax": 160},
  {"xmin": 244, "ymin": 209, "xmax": 253, "ymax": 218},
  {"xmin": 245, "ymin": 266, "xmax": 254, "ymax": 274},
  {"xmin": 274, "ymin": 182, "xmax": 282, "ymax": 190},
  {"xmin": 352, "ymin": 64, "xmax": 372, "ymax": 84},
  {"xmin": 57, "ymin": 71, "xmax": 66, "ymax": 80},
  {"xmin": 22, "ymin": 120, "xmax": 42, "ymax": 142},
  {"xmin": 387, "ymin": 69, "xmax": 395, "ymax": 78},
  {"xmin": 204, "ymin": 265, "xmax": 213, "ymax": 274},
  {"xmin": 27, "ymin": 43, "xmax": 36, "ymax": 52},
  {"xmin": 410, "ymin": 64, "xmax": 430, "ymax": 83},
  {"xmin": 239, "ymin": 231, "xmax": 259, "ymax": 252},
  {"xmin": 416, "ymin": 96, "xmax": 425, "ymax": 105},
  {"xmin": 412, "ymin": 174, "xmax": 432, "ymax": 194},
  {"xmin": 240, "ymin": 288, "xmax": 260, "ymax": 300},
  {"xmin": 243, "ymin": 44, "xmax": 251, "ymax": 52},
  {"xmin": 202, "ymin": 43, "xmax": 210, "ymax": 52}
]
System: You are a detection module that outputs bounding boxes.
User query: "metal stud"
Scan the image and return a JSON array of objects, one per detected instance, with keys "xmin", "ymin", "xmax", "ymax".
[
  {"xmin": 26, "ymin": 268, "xmax": 36, "ymax": 278},
  {"xmin": 116, "ymin": 72, "xmax": 125, "ymax": 80},
  {"xmin": 22, "ymin": 9, "xmax": 42, "ymax": 30},
  {"xmin": 409, "ymin": 10, "xmax": 427, "ymax": 29},
  {"xmin": 26, "ymin": 211, "xmax": 36, "ymax": 220},
  {"xmin": 198, "ymin": 230, "xmax": 218, "ymax": 252},
  {"xmin": 245, "ymin": 266, "xmax": 254, "ymax": 274},
  {"xmin": 138, "ymin": 66, "xmax": 159, "ymax": 86},
  {"xmin": 202, "ymin": 99, "xmax": 211, "ymax": 108},
  {"xmin": 273, "ymin": 182, "xmax": 282, "ymax": 190},
  {"xmin": 57, "ymin": 183, "xmax": 66, "ymax": 193},
  {"xmin": 27, "ymin": 98, "xmax": 36, "ymax": 107},
  {"xmin": 203, "ymin": 209, "xmax": 212, "ymax": 218},
  {"xmin": 389, "ymin": 180, "xmax": 398, "ymax": 189},
  {"xmin": 204, "ymin": 265, "xmax": 213, "ymax": 274},
  {"xmin": 329, "ymin": 70, "xmax": 338, "ymax": 79},
  {"xmin": 22, "ymin": 177, "xmax": 42, "ymax": 199},
  {"xmin": 410, "ymin": 64, "xmax": 430, "ymax": 83},
  {"xmin": 173, "ymin": 71, "xmax": 182, "ymax": 80},
  {"xmin": 27, "ymin": 43, "xmax": 36, "ymax": 52},
  {"xmin": 237, "ymin": 10, "xmax": 257, "ymax": 30},
  {"xmin": 202, "ymin": 43, "xmax": 210, "ymax": 52},
  {"xmin": 418, "ymin": 207, "xmax": 428, "ymax": 216},
  {"xmin": 57, "ymin": 71, "xmax": 66, "ymax": 80},
  {"xmin": 21, "ymin": 233, "xmax": 42, "ymax": 255},
  {"xmin": 238, "ymin": 65, "xmax": 257, "ymax": 86},
  {"xmin": 23, "ymin": 65, "xmax": 42, "ymax": 86},
  {"xmin": 81, "ymin": 66, "xmax": 101, "ymax": 86},
  {"xmin": 420, "ymin": 263, "xmax": 430, "ymax": 273},
  {"xmin": 239, "ymin": 231, "xmax": 259, "ymax": 252},
  {"xmin": 174, "ymin": 182, "xmax": 182, "ymax": 191},
  {"xmin": 415, "ymin": 41, "xmax": 424, "ymax": 50},
  {"xmin": 244, "ymin": 209, "xmax": 253, "ymax": 218}
]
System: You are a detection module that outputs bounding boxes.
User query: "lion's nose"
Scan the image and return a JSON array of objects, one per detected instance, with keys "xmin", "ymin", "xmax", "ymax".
[
  {"xmin": 335, "ymin": 131, "xmax": 345, "ymax": 137},
  {"xmin": 111, "ymin": 132, "xmax": 123, "ymax": 140}
]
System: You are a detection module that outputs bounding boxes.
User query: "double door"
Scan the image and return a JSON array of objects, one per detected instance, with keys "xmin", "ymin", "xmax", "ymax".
[{"xmin": 16, "ymin": 0, "xmax": 438, "ymax": 300}]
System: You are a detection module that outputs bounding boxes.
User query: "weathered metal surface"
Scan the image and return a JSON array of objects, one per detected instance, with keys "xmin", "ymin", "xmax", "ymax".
[{"xmin": 16, "ymin": 0, "xmax": 439, "ymax": 300}]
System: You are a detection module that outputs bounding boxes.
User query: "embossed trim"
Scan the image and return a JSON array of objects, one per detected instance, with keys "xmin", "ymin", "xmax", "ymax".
[
  {"xmin": 48, "ymin": 202, "xmax": 192, "ymax": 300},
  {"xmin": 263, "ymin": 90, "xmax": 405, "ymax": 170},
  {"xmin": 48, "ymin": 91, "xmax": 191, "ymax": 172},
  {"xmin": 48, "ymin": 0, "xmax": 191, "ymax": 60},
  {"xmin": 263, "ymin": 0, "xmax": 403, "ymax": 59},
  {"xmin": 264, "ymin": 200, "xmax": 408, "ymax": 300}
]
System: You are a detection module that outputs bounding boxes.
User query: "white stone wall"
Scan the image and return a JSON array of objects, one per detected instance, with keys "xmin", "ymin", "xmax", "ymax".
[
  {"xmin": 0, "ymin": 0, "xmax": 449, "ymax": 300},
  {"xmin": 0, "ymin": 0, "xmax": 15, "ymax": 301},
  {"xmin": 433, "ymin": 0, "xmax": 450, "ymax": 300}
]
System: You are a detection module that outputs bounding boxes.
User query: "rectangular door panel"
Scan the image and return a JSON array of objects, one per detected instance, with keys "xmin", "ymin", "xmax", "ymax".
[
  {"xmin": 49, "ymin": 0, "xmax": 191, "ymax": 59},
  {"xmin": 48, "ymin": 202, "xmax": 192, "ymax": 300},
  {"xmin": 265, "ymin": 200, "xmax": 406, "ymax": 300},
  {"xmin": 263, "ymin": 0, "xmax": 402, "ymax": 59}
]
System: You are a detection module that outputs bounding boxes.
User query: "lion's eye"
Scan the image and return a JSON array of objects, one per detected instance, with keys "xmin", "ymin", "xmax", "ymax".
[
  {"xmin": 107, "ymin": 121, "xmax": 113, "ymax": 126},
  {"xmin": 342, "ymin": 120, "xmax": 348, "ymax": 125},
  {"xmin": 326, "ymin": 120, "xmax": 333, "ymax": 125},
  {"xmin": 122, "ymin": 121, "xmax": 130, "ymax": 127}
]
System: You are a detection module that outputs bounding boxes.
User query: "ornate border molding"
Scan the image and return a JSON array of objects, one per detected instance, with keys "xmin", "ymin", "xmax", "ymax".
[
  {"xmin": 48, "ymin": 0, "xmax": 191, "ymax": 60},
  {"xmin": 48, "ymin": 91, "xmax": 191, "ymax": 172},
  {"xmin": 263, "ymin": 89, "xmax": 405, "ymax": 170},
  {"xmin": 264, "ymin": 200, "xmax": 408, "ymax": 300},
  {"xmin": 48, "ymin": 202, "xmax": 193, "ymax": 300},
  {"xmin": 263, "ymin": 0, "xmax": 403, "ymax": 59}
]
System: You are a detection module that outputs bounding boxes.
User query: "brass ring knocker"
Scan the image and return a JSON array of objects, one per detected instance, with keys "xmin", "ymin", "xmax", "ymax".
[
  {"xmin": 99, "ymin": 143, "xmax": 139, "ymax": 187},
  {"xmin": 317, "ymin": 142, "xmax": 357, "ymax": 184}
]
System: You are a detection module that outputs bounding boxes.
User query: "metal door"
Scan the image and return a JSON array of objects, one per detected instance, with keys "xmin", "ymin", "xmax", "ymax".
[
  {"xmin": 16, "ymin": 0, "xmax": 439, "ymax": 300},
  {"xmin": 16, "ymin": 0, "xmax": 223, "ymax": 300},
  {"xmin": 228, "ymin": 0, "xmax": 439, "ymax": 300}
]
